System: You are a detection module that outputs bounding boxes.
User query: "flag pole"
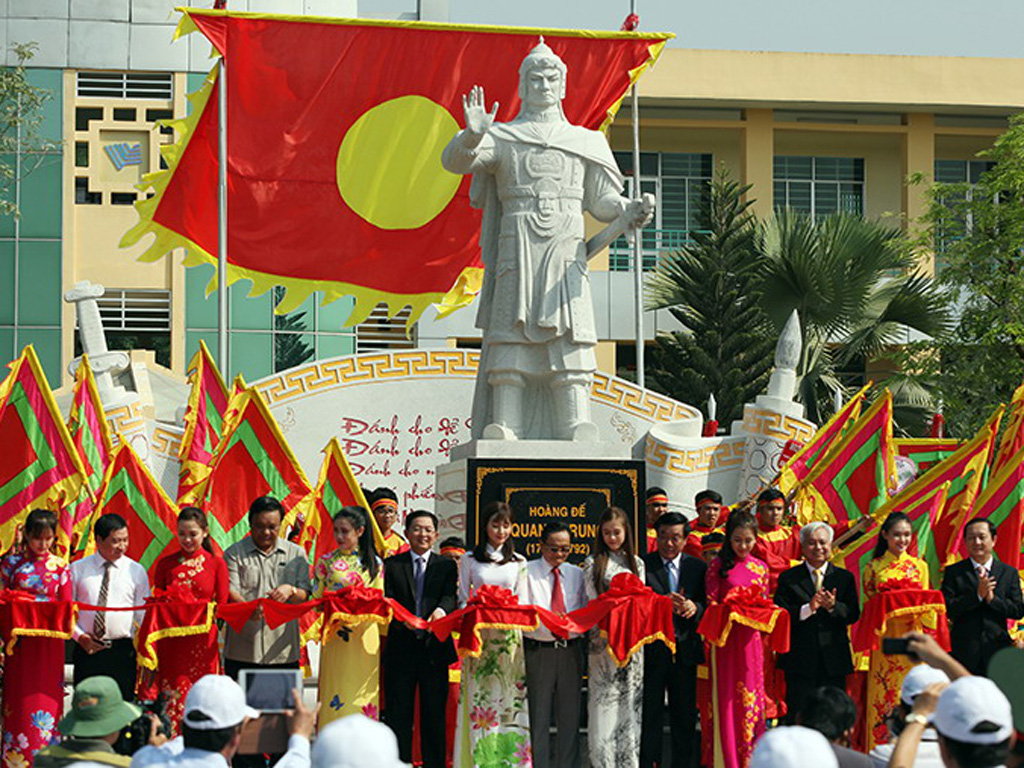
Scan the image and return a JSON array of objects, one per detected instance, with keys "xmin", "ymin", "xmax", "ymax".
[
  {"xmin": 629, "ymin": 0, "xmax": 645, "ymax": 389},
  {"xmin": 217, "ymin": 57, "xmax": 229, "ymax": 373}
]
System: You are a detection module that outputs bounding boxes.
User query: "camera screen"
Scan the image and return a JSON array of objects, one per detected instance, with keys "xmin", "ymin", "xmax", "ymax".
[{"xmin": 240, "ymin": 670, "xmax": 301, "ymax": 712}]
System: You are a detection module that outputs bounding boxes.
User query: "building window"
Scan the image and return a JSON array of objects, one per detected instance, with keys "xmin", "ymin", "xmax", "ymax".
[
  {"xmin": 933, "ymin": 159, "xmax": 996, "ymax": 268},
  {"xmin": 355, "ymin": 304, "xmax": 416, "ymax": 354},
  {"xmin": 609, "ymin": 151, "xmax": 713, "ymax": 271},
  {"xmin": 773, "ymin": 156, "xmax": 864, "ymax": 217},
  {"xmin": 76, "ymin": 72, "xmax": 174, "ymax": 101}
]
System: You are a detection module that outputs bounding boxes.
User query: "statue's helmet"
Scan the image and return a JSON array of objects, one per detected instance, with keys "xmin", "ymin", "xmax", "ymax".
[{"xmin": 518, "ymin": 37, "xmax": 567, "ymax": 100}]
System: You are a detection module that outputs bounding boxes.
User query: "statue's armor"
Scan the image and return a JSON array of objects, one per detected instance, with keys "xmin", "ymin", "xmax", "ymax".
[{"xmin": 484, "ymin": 135, "xmax": 596, "ymax": 376}]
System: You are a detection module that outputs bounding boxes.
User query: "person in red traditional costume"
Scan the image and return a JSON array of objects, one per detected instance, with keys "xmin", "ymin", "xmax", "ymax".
[
  {"xmin": 751, "ymin": 488, "xmax": 801, "ymax": 593},
  {"xmin": 581, "ymin": 506, "xmax": 645, "ymax": 768},
  {"xmin": 704, "ymin": 510, "xmax": 773, "ymax": 768},
  {"xmin": 861, "ymin": 511, "xmax": 932, "ymax": 751},
  {"xmin": 0, "ymin": 509, "xmax": 73, "ymax": 767},
  {"xmin": 142, "ymin": 507, "xmax": 229, "ymax": 733},
  {"xmin": 683, "ymin": 489, "xmax": 725, "ymax": 558},
  {"xmin": 370, "ymin": 488, "xmax": 410, "ymax": 558},
  {"xmin": 696, "ymin": 530, "xmax": 725, "ymax": 768},
  {"xmin": 644, "ymin": 487, "xmax": 669, "ymax": 554},
  {"xmin": 750, "ymin": 488, "xmax": 799, "ymax": 722}
]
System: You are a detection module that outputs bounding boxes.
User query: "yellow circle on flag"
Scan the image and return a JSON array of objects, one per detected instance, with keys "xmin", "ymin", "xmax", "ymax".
[{"xmin": 336, "ymin": 95, "xmax": 461, "ymax": 230}]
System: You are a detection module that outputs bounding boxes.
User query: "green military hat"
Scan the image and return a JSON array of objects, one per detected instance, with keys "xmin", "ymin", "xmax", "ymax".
[{"xmin": 57, "ymin": 676, "xmax": 141, "ymax": 738}]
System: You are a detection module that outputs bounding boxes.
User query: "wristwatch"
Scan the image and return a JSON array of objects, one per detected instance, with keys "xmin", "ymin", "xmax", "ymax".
[{"xmin": 905, "ymin": 713, "xmax": 929, "ymax": 727}]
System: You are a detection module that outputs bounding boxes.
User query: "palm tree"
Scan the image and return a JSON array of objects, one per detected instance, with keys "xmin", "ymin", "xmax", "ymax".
[{"xmin": 757, "ymin": 210, "xmax": 952, "ymax": 426}]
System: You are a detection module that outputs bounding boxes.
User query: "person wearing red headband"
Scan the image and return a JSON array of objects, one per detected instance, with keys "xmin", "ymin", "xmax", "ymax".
[
  {"xmin": 370, "ymin": 488, "xmax": 410, "ymax": 557},
  {"xmin": 683, "ymin": 489, "xmax": 725, "ymax": 558},
  {"xmin": 644, "ymin": 487, "xmax": 670, "ymax": 554},
  {"xmin": 751, "ymin": 488, "xmax": 801, "ymax": 595}
]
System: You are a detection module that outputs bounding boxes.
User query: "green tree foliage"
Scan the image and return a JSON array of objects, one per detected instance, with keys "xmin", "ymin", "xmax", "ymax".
[
  {"xmin": 646, "ymin": 169, "xmax": 775, "ymax": 426},
  {"xmin": 0, "ymin": 43, "xmax": 56, "ymax": 218},
  {"xmin": 916, "ymin": 114, "xmax": 1024, "ymax": 435},
  {"xmin": 758, "ymin": 210, "xmax": 951, "ymax": 426}
]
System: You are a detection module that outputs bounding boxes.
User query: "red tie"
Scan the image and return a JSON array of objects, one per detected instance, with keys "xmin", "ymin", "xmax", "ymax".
[{"xmin": 551, "ymin": 567, "xmax": 566, "ymax": 614}]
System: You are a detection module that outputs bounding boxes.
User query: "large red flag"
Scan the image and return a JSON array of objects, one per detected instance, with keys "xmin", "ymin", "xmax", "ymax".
[
  {"xmin": 121, "ymin": 11, "xmax": 672, "ymax": 326},
  {"xmin": 994, "ymin": 380, "xmax": 1024, "ymax": 475},
  {"xmin": 973, "ymin": 442, "xmax": 1024, "ymax": 570}
]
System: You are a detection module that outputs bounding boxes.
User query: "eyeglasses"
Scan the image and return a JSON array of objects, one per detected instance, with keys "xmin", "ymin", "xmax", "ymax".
[{"xmin": 544, "ymin": 545, "xmax": 572, "ymax": 554}]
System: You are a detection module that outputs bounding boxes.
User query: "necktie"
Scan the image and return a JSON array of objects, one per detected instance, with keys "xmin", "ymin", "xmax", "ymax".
[
  {"xmin": 551, "ymin": 566, "xmax": 566, "ymax": 614},
  {"xmin": 978, "ymin": 566, "xmax": 988, "ymax": 581},
  {"xmin": 93, "ymin": 560, "xmax": 113, "ymax": 639},
  {"xmin": 666, "ymin": 560, "xmax": 678, "ymax": 593},
  {"xmin": 413, "ymin": 555, "xmax": 425, "ymax": 617},
  {"xmin": 813, "ymin": 568, "xmax": 823, "ymax": 593}
]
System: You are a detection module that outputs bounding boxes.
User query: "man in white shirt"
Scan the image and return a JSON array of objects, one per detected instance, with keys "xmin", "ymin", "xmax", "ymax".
[
  {"xmin": 70, "ymin": 513, "xmax": 151, "ymax": 700},
  {"xmin": 521, "ymin": 521, "xmax": 587, "ymax": 768},
  {"xmin": 130, "ymin": 675, "xmax": 315, "ymax": 768}
]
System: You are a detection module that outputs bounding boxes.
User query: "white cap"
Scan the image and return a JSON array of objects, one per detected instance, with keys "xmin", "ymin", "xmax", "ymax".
[
  {"xmin": 750, "ymin": 725, "xmax": 838, "ymax": 768},
  {"xmin": 933, "ymin": 676, "xmax": 1014, "ymax": 745},
  {"xmin": 901, "ymin": 664, "xmax": 951, "ymax": 707},
  {"xmin": 312, "ymin": 715, "xmax": 405, "ymax": 768},
  {"xmin": 182, "ymin": 675, "xmax": 260, "ymax": 730}
]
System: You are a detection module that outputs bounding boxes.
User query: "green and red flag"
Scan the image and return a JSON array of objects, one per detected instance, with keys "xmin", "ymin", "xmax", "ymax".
[
  {"xmin": 177, "ymin": 340, "xmax": 230, "ymax": 505},
  {"xmin": 832, "ymin": 482, "xmax": 950, "ymax": 602},
  {"xmin": 993, "ymin": 380, "xmax": 1024, "ymax": 475},
  {"xmin": 0, "ymin": 346, "xmax": 90, "ymax": 553},
  {"xmin": 795, "ymin": 390, "xmax": 896, "ymax": 531},
  {"xmin": 300, "ymin": 438, "xmax": 385, "ymax": 565},
  {"xmin": 200, "ymin": 385, "xmax": 313, "ymax": 552},
  {"xmin": 81, "ymin": 441, "xmax": 180, "ymax": 577},
  {"xmin": 121, "ymin": 10, "xmax": 673, "ymax": 327},
  {"xmin": 895, "ymin": 438, "xmax": 963, "ymax": 476},
  {"xmin": 66, "ymin": 355, "xmax": 115, "ymax": 552},
  {"xmin": 972, "ymin": 442, "xmax": 1024, "ymax": 570},
  {"xmin": 778, "ymin": 382, "xmax": 869, "ymax": 496}
]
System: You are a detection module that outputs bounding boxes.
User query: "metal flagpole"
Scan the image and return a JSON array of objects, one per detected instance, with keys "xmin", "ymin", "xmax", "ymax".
[
  {"xmin": 629, "ymin": 1, "xmax": 645, "ymax": 388},
  {"xmin": 217, "ymin": 57, "xmax": 229, "ymax": 373}
]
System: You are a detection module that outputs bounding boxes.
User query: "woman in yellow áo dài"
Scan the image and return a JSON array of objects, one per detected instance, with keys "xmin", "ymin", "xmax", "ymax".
[
  {"xmin": 313, "ymin": 505, "xmax": 384, "ymax": 727},
  {"xmin": 861, "ymin": 511, "xmax": 931, "ymax": 750}
]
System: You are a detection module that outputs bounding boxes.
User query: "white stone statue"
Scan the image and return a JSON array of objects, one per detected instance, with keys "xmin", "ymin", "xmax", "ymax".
[{"xmin": 442, "ymin": 39, "xmax": 654, "ymax": 441}]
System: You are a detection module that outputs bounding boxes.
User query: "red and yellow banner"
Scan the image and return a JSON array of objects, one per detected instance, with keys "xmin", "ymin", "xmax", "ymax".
[
  {"xmin": 122, "ymin": 10, "xmax": 672, "ymax": 327},
  {"xmin": 67, "ymin": 355, "xmax": 114, "ymax": 552},
  {"xmin": 177, "ymin": 340, "xmax": 230, "ymax": 505}
]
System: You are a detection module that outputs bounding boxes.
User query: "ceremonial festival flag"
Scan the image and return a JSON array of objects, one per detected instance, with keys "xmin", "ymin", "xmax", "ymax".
[
  {"xmin": 301, "ymin": 438, "xmax": 385, "ymax": 565},
  {"xmin": 832, "ymin": 482, "xmax": 951, "ymax": 600},
  {"xmin": 200, "ymin": 386, "xmax": 313, "ymax": 552},
  {"xmin": 972, "ymin": 442, "xmax": 1024, "ymax": 570},
  {"xmin": 795, "ymin": 390, "xmax": 896, "ymax": 530},
  {"xmin": 121, "ymin": 10, "xmax": 673, "ymax": 327},
  {"xmin": 778, "ymin": 382, "xmax": 869, "ymax": 496},
  {"xmin": 177, "ymin": 340, "xmax": 230, "ymax": 505},
  {"xmin": 66, "ymin": 356, "xmax": 115, "ymax": 550},
  {"xmin": 0, "ymin": 346, "xmax": 89, "ymax": 552},
  {"xmin": 993, "ymin": 380, "xmax": 1024, "ymax": 474},
  {"xmin": 895, "ymin": 438, "xmax": 963, "ymax": 476},
  {"xmin": 85, "ymin": 441, "xmax": 180, "ymax": 576}
]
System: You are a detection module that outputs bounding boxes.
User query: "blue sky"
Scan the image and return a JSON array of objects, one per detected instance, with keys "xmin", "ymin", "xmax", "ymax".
[{"xmin": 442, "ymin": 1, "xmax": 1024, "ymax": 58}]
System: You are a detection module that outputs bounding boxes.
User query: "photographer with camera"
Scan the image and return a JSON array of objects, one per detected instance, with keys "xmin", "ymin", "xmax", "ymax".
[
  {"xmin": 36, "ymin": 676, "xmax": 154, "ymax": 768},
  {"xmin": 131, "ymin": 675, "xmax": 317, "ymax": 768}
]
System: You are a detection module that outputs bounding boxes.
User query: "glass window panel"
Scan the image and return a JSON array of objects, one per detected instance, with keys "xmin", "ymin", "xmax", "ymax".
[
  {"xmin": 934, "ymin": 160, "xmax": 966, "ymax": 184},
  {"xmin": 814, "ymin": 183, "xmax": 839, "ymax": 215},
  {"xmin": 840, "ymin": 183, "xmax": 864, "ymax": 215},
  {"xmin": 0, "ymin": 328, "xmax": 13, "ymax": 370},
  {"xmin": 613, "ymin": 151, "xmax": 631, "ymax": 176},
  {"xmin": 815, "ymin": 157, "xmax": 839, "ymax": 180},
  {"xmin": 318, "ymin": 295, "xmax": 356, "ymax": 331},
  {"xmin": 230, "ymin": 332, "xmax": 273, "ymax": 382},
  {"xmin": 230, "ymin": 283, "xmax": 272, "ymax": 330},
  {"xmin": 185, "ymin": 331, "xmax": 219, "ymax": 368},
  {"xmin": 850, "ymin": 158, "xmax": 865, "ymax": 181},
  {"xmin": 0, "ymin": 242, "xmax": 12, "ymax": 325},
  {"xmin": 6, "ymin": 154, "xmax": 62, "ymax": 239},
  {"xmin": 968, "ymin": 160, "xmax": 994, "ymax": 184},
  {"xmin": 17, "ymin": 240, "xmax": 60, "ymax": 325},
  {"xmin": 639, "ymin": 152, "xmax": 658, "ymax": 176},
  {"xmin": 317, "ymin": 334, "xmax": 355, "ymax": 360},
  {"xmin": 274, "ymin": 332, "xmax": 314, "ymax": 373},
  {"xmin": 788, "ymin": 182, "xmax": 812, "ymax": 212},
  {"xmin": 185, "ymin": 264, "xmax": 217, "ymax": 330},
  {"xmin": 273, "ymin": 287, "xmax": 313, "ymax": 332},
  {"xmin": 27, "ymin": 69, "xmax": 62, "ymax": 145},
  {"xmin": 19, "ymin": 327, "xmax": 61, "ymax": 387}
]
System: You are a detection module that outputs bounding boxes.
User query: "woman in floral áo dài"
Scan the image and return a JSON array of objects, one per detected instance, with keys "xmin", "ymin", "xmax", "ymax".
[
  {"xmin": 581, "ymin": 507, "xmax": 645, "ymax": 768},
  {"xmin": 313, "ymin": 505, "xmax": 384, "ymax": 728},
  {"xmin": 454, "ymin": 501, "xmax": 531, "ymax": 768},
  {"xmin": 1, "ymin": 510, "xmax": 73, "ymax": 768},
  {"xmin": 140, "ymin": 507, "xmax": 229, "ymax": 733}
]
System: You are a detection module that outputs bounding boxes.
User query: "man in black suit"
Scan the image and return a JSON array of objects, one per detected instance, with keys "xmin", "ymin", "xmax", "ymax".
[
  {"xmin": 774, "ymin": 521, "xmax": 860, "ymax": 720},
  {"xmin": 382, "ymin": 510, "xmax": 458, "ymax": 768},
  {"xmin": 641, "ymin": 511, "xmax": 706, "ymax": 768},
  {"xmin": 940, "ymin": 516, "xmax": 1024, "ymax": 676}
]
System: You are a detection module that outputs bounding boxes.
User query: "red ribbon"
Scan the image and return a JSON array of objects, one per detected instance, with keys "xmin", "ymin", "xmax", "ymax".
[
  {"xmin": 698, "ymin": 584, "xmax": 791, "ymax": 652},
  {"xmin": 853, "ymin": 587, "xmax": 950, "ymax": 653}
]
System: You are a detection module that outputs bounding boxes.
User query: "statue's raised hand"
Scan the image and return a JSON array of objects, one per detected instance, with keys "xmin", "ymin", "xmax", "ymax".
[{"xmin": 463, "ymin": 85, "xmax": 498, "ymax": 137}]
